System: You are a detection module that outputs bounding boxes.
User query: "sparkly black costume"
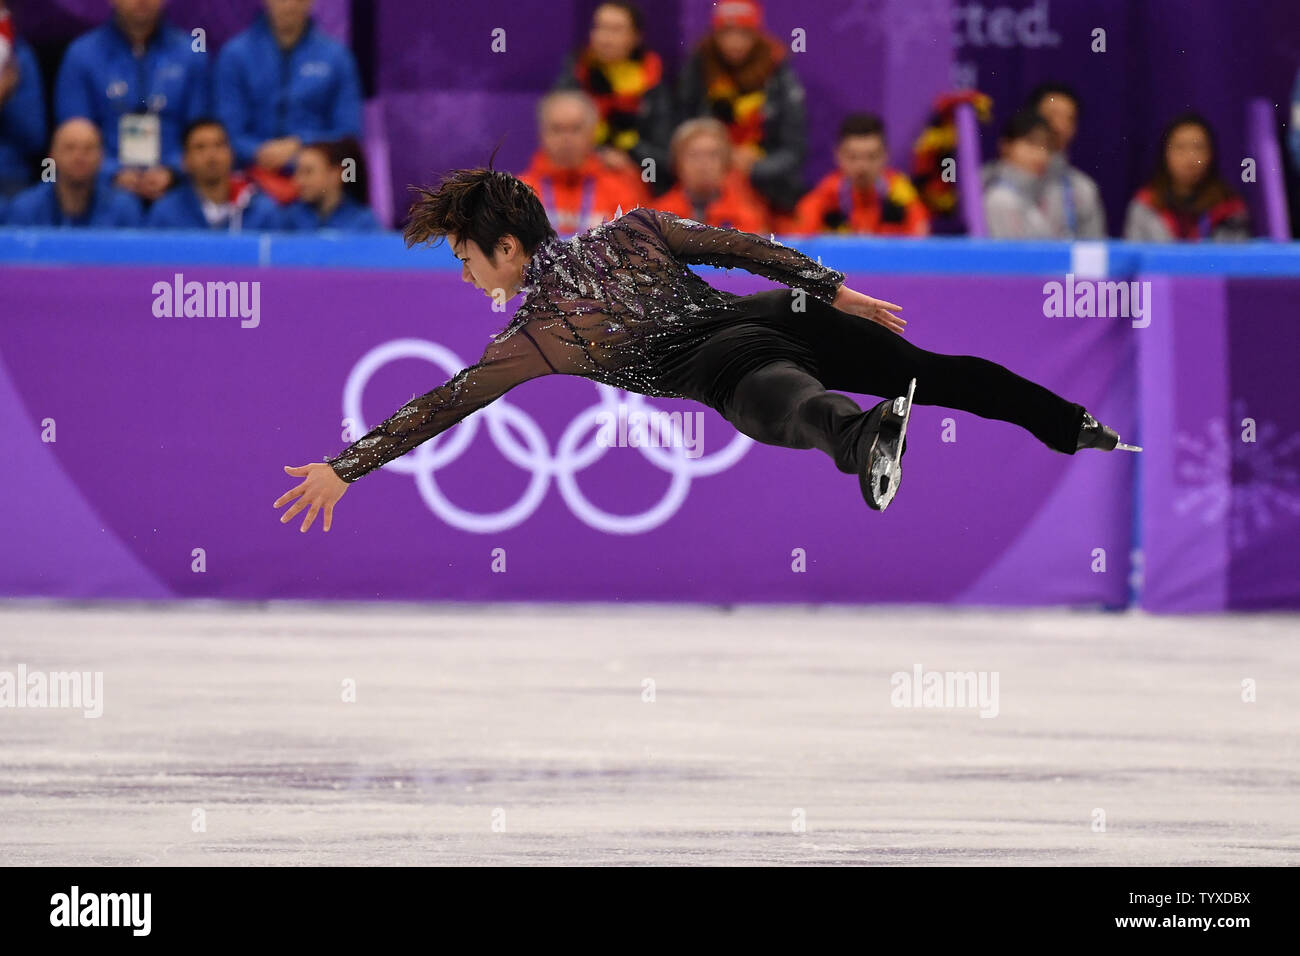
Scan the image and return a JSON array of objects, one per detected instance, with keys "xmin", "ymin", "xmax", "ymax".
[{"xmin": 325, "ymin": 207, "xmax": 1085, "ymax": 483}]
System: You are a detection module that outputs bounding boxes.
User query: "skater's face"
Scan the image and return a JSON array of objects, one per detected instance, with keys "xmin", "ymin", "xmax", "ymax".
[
  {"xmin": 1005, "ymin": 127, "xmax": 1051, "ymax": 178},
  {"xmin": 450, "ymin": 232, "xmax": 528, "ymax": 302},
  {"xmin": 589, "ymin": 4, "xmax": 640, "ymax": 63},
  {"xmin": 1036, "ymin": 94, "xmax": 1077, "ymax": 152},
  {"xmin": 1165, "ymin": 123, "xmax": 1212, "ymax": 193},
  {"xmin": 836, "ymin": 134, "xmax": 888, "ymax": 187},
  {"xmin": 540, "ymin": 97, "xmax": 597, "ymax": 169}
]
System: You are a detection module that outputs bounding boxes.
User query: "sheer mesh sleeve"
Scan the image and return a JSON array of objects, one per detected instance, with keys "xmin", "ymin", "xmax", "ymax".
[
  {"xmin": 324, "ymin": 329, "xmax": 553, "ymax": 483},
  {"xmin": 646, "ymin": 207, "xmax": 846, "ymax": 304}
]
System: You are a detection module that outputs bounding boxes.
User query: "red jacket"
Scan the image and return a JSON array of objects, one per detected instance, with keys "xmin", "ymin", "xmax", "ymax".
[
  {"xmin": 518, "ymin": 151, "xmax": 650, "ymax": 234},
  {"xmin": 792, "ymin": 168, "xmax": 929, "ymax": 237},
  {"xmin": 654, "ymin": 170, "xmax": 768, "ymax": 233}
]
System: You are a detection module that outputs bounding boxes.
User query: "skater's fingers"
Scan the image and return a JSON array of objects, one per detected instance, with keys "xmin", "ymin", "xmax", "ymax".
[
  {"xmin": 323, "ymin": 503, "xmax": 334, "ymax": 533},
  {"xmin": 280, "ymin": 497, "xmax": 309, "ymax": 525},
  {"xmin": 283, "ymin": 464, "xmax": 311, "ymax": 476},
  {"xmin": 870, "ymin": 297, "xmax": 903, "ymax": 311},
  {"xmin": 273, "ymin": 482, "xmax": 306, "ymax": 508},
  {"xmin": 300, "ymin": 503, "xmax": 320, "ymax": 533}
]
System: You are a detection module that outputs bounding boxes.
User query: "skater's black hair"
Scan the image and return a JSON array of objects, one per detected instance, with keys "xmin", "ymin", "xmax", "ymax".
[
  {"xmin": 836, "ymin": 113, "xmax": 886, "ymax": 144},
  {"xmin": 404, "ymin": 141, "xmax": 556, "ymax": 261},
  {"xmin": 999, "ymin": 107, "xmax": 1050, "ymax": 143}
]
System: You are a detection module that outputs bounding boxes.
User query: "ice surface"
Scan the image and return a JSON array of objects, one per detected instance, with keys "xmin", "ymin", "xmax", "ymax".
[{"xmin": 1, "ymin": 602, "xmax": 1296, "ymax": 865}]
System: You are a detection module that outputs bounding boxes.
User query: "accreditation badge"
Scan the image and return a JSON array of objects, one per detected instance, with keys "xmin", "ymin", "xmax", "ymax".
[{"xmin": 119, "ymin": 111, "xmax": 162, "ymax": 167}]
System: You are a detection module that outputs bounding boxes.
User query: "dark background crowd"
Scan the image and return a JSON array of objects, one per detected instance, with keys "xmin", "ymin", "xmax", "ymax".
[{"xmin": 0, "ymin": 0, "xmax": 1296, "ymax": 242}]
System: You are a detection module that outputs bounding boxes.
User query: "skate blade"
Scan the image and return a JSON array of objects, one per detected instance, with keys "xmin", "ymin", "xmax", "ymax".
[
  {"xmin": 1115, "ymin": 441, "xmax": 1143, "ymax": 453},
  {"xmin": 869, "ymin": 378, "xmax": 916, "ymax": 511}
]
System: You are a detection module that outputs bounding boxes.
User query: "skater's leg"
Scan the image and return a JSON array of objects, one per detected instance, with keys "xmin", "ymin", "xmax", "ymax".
[
  {"xmin": 803, "ymin": 296, "xmax": 1086, "ymax": 454},
  {"xmin": 721, "ymin": 360, "xmax": 879, "ymax": 474}
]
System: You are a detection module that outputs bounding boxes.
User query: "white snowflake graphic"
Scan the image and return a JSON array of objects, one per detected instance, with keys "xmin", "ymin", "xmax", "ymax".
[{"xmin": 1172, "ymin": 398, "xmax": 1300, "ymax": 551}]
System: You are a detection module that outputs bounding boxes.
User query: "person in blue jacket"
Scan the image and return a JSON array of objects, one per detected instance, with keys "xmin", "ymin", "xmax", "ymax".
[
  {"xmin": 0, "ymin": 30, "xmax": 47, "ymax": 197},
  {"xmin": 4, "ymin": 118, "xmax": 143, "ymax": 226},
  {"xmin": 278, "ymin": 139, "xmax": 379, "ymax": 231},
  {"xmin": 54, "ymin": 0, "xmax": 210, "ymax": 203},
  {"xmin": 215, "ymin": 0, "xmax": 362, "ymax": 177},
  {"xmin": 146, "ymin": 118, "xmax": 281, "ymax": 231}
]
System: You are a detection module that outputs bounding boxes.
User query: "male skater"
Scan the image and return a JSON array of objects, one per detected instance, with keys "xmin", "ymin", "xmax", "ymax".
[{"xmin": 275, "ymin": 162, "xmax": 1136, "ymax": 532}]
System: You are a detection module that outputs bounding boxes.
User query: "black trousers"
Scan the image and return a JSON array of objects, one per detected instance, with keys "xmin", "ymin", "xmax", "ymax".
[{"xmin": 717, "ymin": 294, "xmax": 1087, "ymax": 475}]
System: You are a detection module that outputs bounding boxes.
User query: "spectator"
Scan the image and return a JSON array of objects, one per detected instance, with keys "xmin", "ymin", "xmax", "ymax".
[
  {"xmin": 792, "ymin": 113, "xmax": 929, "ymax": 237},
  {"xmin": 517, "ymin": 90, "xmax": 649, "ymax": 236},
  {"xmin": 55, "ymin": 0, "xmax": 210, "ymax": 203},
  {"xmin": 215, "ymin": 0, "xmax": 363, "ymax": 204},
  {"xmin": 1124, "ymin": 112, "xmax": 1251, "ymax": 242},
  {"xmin": 5, "ymin": 118, "xmax": 142, "ymax": 226},
  {"xmin": 676, "ymin": 0, "xmax": 807, "ymax": 213},
  {"xmin": 1025, "ymin": 83, "xmax": 1106, "ymax": 238},
  {"xmin": 655, "ymin": 118, "xmax": 767, "ymax": 232},
  {"xmin": 1290, "ymin": 65, "xmax": 1300, "ymax": 172},
  {"xmin": 0, "ymin": 4, "xmax": 47, "ymax": 198},
  {"xmin": 983, "ymin": 108, "xmax": 1055, "ymax": 239},
  {"xmin": 146, "ymin": 118, "xmax": 280, "ymax": 231},
  {"xmin": 279, "ymin": 139, "xmax": 378, "ymax": 231},
  {"xmin": 553, "ymin": 1, "xmax": 674, "ymax": 197}
]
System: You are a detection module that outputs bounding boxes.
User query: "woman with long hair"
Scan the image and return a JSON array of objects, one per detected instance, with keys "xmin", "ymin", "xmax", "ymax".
[
  {"xmin": 1124, "ymin": 112, "xmax": 1251, "ymax": 242},
  {"xmin": 552, "ymin": 1, "xmax": 674, "ymax": 197},
  {"xmin": 675, "ymin": 0, "xmax": 807, "ymax": 214}
]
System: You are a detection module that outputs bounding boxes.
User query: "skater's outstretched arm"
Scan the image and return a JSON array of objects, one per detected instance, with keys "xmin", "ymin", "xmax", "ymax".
[
  {"xmin": 642, "ymin": 207, "xmax": 904, "ymax": 333},
  {"xmin": 274, "ymin": 331, "xmax": 552, "ymax": 532},
  {"xmin": 646, "ymin": 207, "xmax": 846, "ymax": 303}
]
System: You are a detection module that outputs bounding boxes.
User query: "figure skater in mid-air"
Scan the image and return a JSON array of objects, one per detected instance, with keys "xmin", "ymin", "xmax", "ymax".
[{"xmin": 274, "ymin": 160, "xmax": 1139, "ymax": 533}]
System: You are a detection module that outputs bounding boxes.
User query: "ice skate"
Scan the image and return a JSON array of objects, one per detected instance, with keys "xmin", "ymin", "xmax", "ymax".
[
  {"xmin": 859, "ymin": 377, "xmax": 916, "ymax": 511},
  {"xmin": 1077, "ymin": 411, "xmax": 1142, "ymax": 453}
]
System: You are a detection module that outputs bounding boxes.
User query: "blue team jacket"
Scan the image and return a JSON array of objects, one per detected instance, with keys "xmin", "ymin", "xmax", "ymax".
[
  {"xmin": 3, "ymin": 181, "xmax": 143, "ymax": 226},
  {"xmin": 214, "ymin": 14, "xmax": 363, "ymax": 167},
  {"xmin": 54, "ymin": 17, "xmax": 210, "ymax": 178},
  {"xmin": 145, "ymin": 181, "xmax": 283, "ymax": 231},
  {"xmin": 0, "ymin": 40, "xmax": 48, "ymax": 188},
  {"xmin": 279, "ymin": 196, "xmax": 379, "ymax": 232}
]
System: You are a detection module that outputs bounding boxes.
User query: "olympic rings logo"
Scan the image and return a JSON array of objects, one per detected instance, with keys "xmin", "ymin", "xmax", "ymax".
[{"xmin": 342, "ymin": 338, "xmax": 753, "ymax": 534}]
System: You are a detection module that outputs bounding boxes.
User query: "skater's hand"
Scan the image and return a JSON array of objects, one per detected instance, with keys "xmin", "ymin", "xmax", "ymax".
[
  {"xmin": 832, "ymin": 284, "xmax": 906, "ymax": 334},
  {"xmin": 275, "ymin": 463, "xmax": 348, "ymax": 533}
]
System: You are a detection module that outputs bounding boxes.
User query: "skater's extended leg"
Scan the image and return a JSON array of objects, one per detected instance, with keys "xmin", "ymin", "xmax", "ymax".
[
  {"xmin": 721, "ymin": 360, "xmax": 880, "ymax": 474},
  {"xmin": 802, "ymin": 296, "xmax": 1087, "ymax": 454}
]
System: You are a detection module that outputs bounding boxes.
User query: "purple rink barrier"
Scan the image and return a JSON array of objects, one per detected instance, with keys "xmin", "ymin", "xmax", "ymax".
[
  {"xmin": 0, "ymin": 263, "xmax": 1134, "ymax": 606},
  {"xmin": 1138, "ymin": 276, "xmax": 1300, "ymax": 612}
]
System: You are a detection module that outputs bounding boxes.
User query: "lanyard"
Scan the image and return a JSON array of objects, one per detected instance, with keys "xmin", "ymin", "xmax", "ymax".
[
  {"xmin": 1059, "ymin": 171, "xmax": 1077, "ymax": 235},
  {"xmin": 540, "ymin": 177, "xmax": 595, "ymax": 235}
]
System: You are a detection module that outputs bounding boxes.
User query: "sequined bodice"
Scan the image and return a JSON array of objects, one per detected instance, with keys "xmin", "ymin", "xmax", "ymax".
[{"xmin": 326, "ymin": 207, "xmax": 845, "ymax": 482}]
